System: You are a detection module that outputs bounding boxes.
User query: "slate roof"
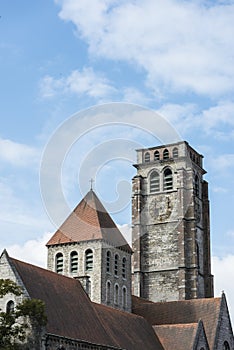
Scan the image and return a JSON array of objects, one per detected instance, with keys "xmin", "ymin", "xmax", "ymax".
[
  {"xmin": 132, "ymin": 295, "xmax": 221, "ymax": 350},
  {"xmin": 8, "ymin": 255, "xmax": 162, "ymax": 350},
  {"xmin": 94, "ymin": 303, "xmax": 164, "ymax": 350},
  {"xmin": 46, "ymin": 190, "xmax": 131, "ymax": 253},
  {"xmin": 153, "ymin": 323, "xmax": 199, "ymax": 350}
]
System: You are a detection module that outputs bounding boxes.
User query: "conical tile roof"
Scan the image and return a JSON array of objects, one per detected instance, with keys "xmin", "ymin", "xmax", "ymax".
[{"xmin": 46, "ymin": 190, "xmax": 131, "ymax": 253}]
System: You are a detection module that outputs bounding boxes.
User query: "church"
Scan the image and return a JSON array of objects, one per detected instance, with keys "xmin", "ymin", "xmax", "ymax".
[{"xmin": 0, "ymin": 140, "xmax": 233, "ymax": 349}]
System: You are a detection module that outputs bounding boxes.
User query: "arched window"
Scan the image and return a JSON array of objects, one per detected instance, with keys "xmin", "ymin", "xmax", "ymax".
[
  {"xmin": 106, "ymin": 281, "xmax": 111, "ymax": 304},
  {"xmin": 163, "ymin": 168, "xmax": 173, "ymax": 190},
  {"xmin": 144, "ymin": 152, "xmax": 150, "ymax": 162},
  {"xmin": 114, "ymin": 254, "xmax": 119, "ymax": 276},
  {"xmin": 6, "ymin": 300, "xmax": 14, "ymax": 313},
  {"xmin": 70, "ymin": 251, "xmax": 78, "ymax": 274},
  {"xmin": 154, "ymin": 150, "xmax": 160, "ymax": 161},
  {"xmin": 122, "ymin": 257, "xmax": 126, "ymax": 278},
  {"xmin": 85, "ymin": 249, "xmax": 93, "ymax": 271},
  {"xmin": 150, "ymin": 171, "xmax": 160, "ymax": 193},
  {"xmin": 56, "ymin": 253, "xmax": 63, "ymax": 274},
  {"xmin": 163, "ymin": 149, "xmax": 169, "ymax": 159},
  {"xmin": 122, "ymin": 287, "xmax": 127, "ymax": 309},
  {"xmin": 173, "ymin": 147, "xmax": 178, "ymax": 158},
  {"xmin": 106, "ymin": 251, "xmax": 111, "ymax": 273},
  {"xmin": 114, "ymin": 284, "xmax": 119, "ymax": 305},
  {"xmin": 223, "ymin": 341, "xmax": 230, "ymax": 350},
  {"xmin": 195, "ymin": 175, "xmax": 199, "ymax": 197}
]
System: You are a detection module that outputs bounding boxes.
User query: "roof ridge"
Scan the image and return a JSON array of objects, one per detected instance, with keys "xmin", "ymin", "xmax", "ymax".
[{"xmin": 47, "ymin": 190, "xmax": 131, "ymax": 252}]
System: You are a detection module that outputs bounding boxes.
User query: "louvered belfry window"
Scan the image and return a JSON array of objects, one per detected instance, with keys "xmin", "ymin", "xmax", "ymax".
[
  {"xmin": 70, "ymin": 251, "xmax": 78, "ymax": 273},
  {"xmin": 150, "ymin": 171, "xmax": 160, "ymax": 193},
  {"xmin": 56, "ymin": 253, "xmax": 63, "ymax": 273},
  {"xmin": 85, "ymin": 249, "xmax": 93, "ymax": 271},
  {"xmin": 163, "ymin": 168, "xmax": 173, "ymax": 190}
]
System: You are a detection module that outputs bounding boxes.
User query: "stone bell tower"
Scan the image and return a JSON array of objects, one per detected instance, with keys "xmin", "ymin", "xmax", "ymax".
[{"xmin": 132, "ymin": 141, "xmax": 213, "ymax": 302}]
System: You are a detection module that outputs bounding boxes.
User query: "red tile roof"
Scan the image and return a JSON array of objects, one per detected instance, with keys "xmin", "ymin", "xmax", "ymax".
[
  {"xmin": 132, "ymin": 295, "xmax": 221, "ymax": 349},
  {"xmin": 46, "ymin": 190, "xmax": 131, "ymax": 253},
  {"xmin": 9, "ymin": 256, "xmax": 163, "ymax": 350}
]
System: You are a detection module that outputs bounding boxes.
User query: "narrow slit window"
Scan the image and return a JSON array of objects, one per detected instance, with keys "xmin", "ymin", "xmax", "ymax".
[
  {"xmin": 56, "ymin": 253, "xmax": 63, "ymax": 274},
  {"xmin": 85, "ymin": 249, "xmax": 93, "ymax": 271},
  {"xmin": 122, "ymin": 287, "xmax": 127, "ymax": 309},
  {"xmin": 106, "ymin": 281, "xmax": 111, "ymax": 304},
  {"xmin": 70, "ymin": 251, "xmax": 78, "ymax": 274},
  {"xmin": 150, "ymin": 171, "xmax": 160, "ymax": 193},
  {"xmin": 163, "ymin": 168, "xmax": 173, "ymax": 190},
  {"xmin": 114, "ymin": 254, "xmax": 119, "ymax": 276},
  {"xmin": 122, "ymin": 257, "xmax": 126, "ymax": 278},
  {"xmin": 106, "ymin": 251, "xmax": 111, "ymax": 273},
  {"xmin": 114, "ymin": 284, "xmax": 119, "ymax": 305}
]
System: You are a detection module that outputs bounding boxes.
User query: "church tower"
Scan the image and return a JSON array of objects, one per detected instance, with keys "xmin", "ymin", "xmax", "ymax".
[
  {"xmin": 132, "ymin": 141, "xmax": 213, "ymax": 302},
  {"xmin": 46, "ymin": 190, "xmax": 132, "ymax": 312}
]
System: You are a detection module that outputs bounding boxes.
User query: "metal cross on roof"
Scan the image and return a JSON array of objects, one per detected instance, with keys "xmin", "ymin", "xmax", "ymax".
[{"xmin": 89, "ymin": 178, "xmax": 94, "ymax": 190}]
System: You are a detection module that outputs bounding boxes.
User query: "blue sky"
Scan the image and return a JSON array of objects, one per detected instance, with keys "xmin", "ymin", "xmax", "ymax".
[{"xmin": 1, "ymin": 0, "xmax": 234, "ymax": 317}]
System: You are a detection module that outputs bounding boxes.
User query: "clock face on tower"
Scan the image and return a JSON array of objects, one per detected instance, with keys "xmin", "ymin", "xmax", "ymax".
[{"xmin": 149, "ymin": 195, "xmax": 173, "ymax": 222}]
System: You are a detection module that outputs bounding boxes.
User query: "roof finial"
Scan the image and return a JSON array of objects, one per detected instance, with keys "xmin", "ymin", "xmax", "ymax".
[{"xmin": 89, "ymin": 178, "xmax": 94, "ymax": 191}]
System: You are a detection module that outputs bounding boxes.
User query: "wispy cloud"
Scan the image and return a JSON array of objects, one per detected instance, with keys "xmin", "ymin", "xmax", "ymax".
[
  {"xmin": 39, "ymin": 67, "xmax": 116, "ymax": 100},
  {"xmin": 56, "ymin": 0, "xmax": 234, "ymax": 96},
  {"xmin": 0, "ymin": 138, "xmax": 39, "ymax": 167},
  {"xmin": 157, "ymin": 101, "xmax": 234, "ymax": 140}
]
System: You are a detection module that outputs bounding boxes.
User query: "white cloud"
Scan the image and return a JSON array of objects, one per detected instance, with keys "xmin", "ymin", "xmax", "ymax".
[
  {"xmin": 122, "ymin": 87, "xmax": 152, "ymax": 106},
  {"xmin": 56, "ymin": 0, "xmax": 234, "ymax": 96},
  {"xmin": 209, "ymin": 154, "xmax": 234, "ymax": 175},
  {"xmin": 0, "ymin": 232, "xmax": 51, "ymax": 268},
  {"xmin": 212, "ymin": 255, "xmax": 234, "ymax": 323},
  {"xmin": 157, "ymin": 100, "xmax": 234, "ymax": 139},
  {"xmin": 0, "ymin": 138, "xmax": 39, "ymax": 167},
  {"xmin": 40, "ymin": 67, "xmax": 115, "ymax": 100}
]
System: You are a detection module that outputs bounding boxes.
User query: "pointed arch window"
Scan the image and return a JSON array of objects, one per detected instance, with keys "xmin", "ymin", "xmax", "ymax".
[
  {"xmin": 173, "ymin": 147, "xmax": 178, "ymax": 158},
  {"xmin": 114, "ymin": 284, "xmax": 119, "ymax": 305},
  {"xmin": 163, "ymin": 149, "xmax": 169, "ymax": 159},
  {"xmin": 144, "ymin": 152, "xmax": 150, "ymax": 163},
  {"xmin": 6, "ymin": 300, "xmax": 14, "ymax": 313},
  {"xmin": 122, "ymin": 257, "xmax": 126, "ymax": 279},
  {"xmin": 56, "ymin": 253, "xmax": 63, "ymax": 274},
  {"xmin": 106, "ymin": 251, "xmax": 111, "ymax": 273},
  {"xmin": 70, "ymin": 251, "xmax": 78, "ymax": 274},
  {"xmin": 163, "ymin": 168, "xmax": 173, "ymax": 190},
  {"xmin": 106, "ymin": 281, "xmax": 111, "ymax": 304},
  {"xmin": 114, "ymin": 254, "xmax": 119, "ymax": 276},
  {"xmin": 122, "ymin": 287, "xmax": 127, "ymax": 309},
  {"xmin": 223, "ymin": 342, "xmax": 230, "ymax": 350},
  {"xmin": 150, "ymin": 171, "xmax": 160, "ymax": 193},
  {"xmin": 85, "ymin": 249, "xmax": 93, "ymax": 271},
  {"xmin": 154, "ymin": 150, "xmax": 160, "ymax": 161}
]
